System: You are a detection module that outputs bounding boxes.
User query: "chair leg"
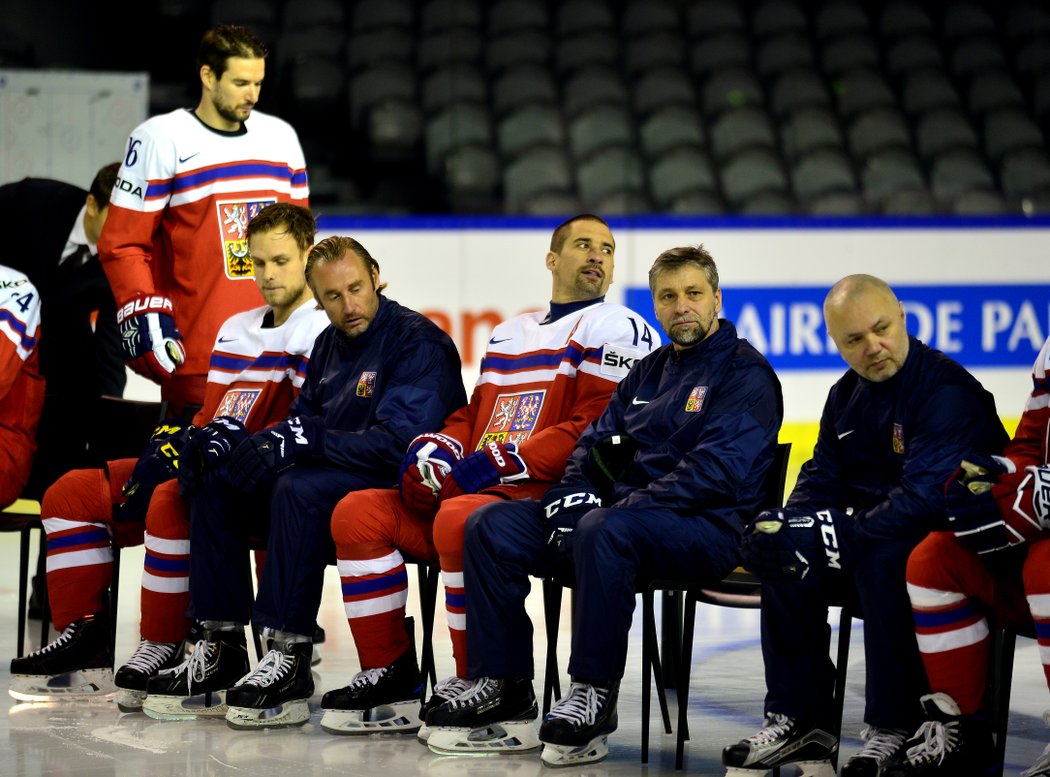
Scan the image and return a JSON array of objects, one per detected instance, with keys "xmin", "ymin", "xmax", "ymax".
[
  {"xmin": 418, "ymin": 564, "xmax": 439, "ymax": 695},
  {"xmin": 648, "ymin": 592, "xmax": 673, "ymax": 734},
  {"xmin": 675, "ymin": 593, "xmax": 698, "ymax": 770},
  {"xmin": 110, "ymin": 543, "xmax": 121, "ymax": 651},
  {"xmin": 831, "ymin": 605, "xmax": 853, "ymax": 771},
  {"xmin": 542, "ymin": 578, "xmax": 563, "ymax": 715},
  {"xmin": 17, "ymin": 523, "xmax": 33, "ymax": 657},
  {"xmin": 642, "ymin": 588, "xmax": 654, "ymax": 764},
  {"xmin": 990, "ymin": 628, "xmax": 1015, "ymax": 777}
]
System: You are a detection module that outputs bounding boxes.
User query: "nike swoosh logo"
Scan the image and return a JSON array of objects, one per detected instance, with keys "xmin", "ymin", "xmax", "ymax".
[
  {"xmin": 489, "ymin": 337, "xmax": 511, "ymax": 344},
  {"xmin": 838, "ymin": 430, "xmax": 854, "ymax": 440},
  {"xmin": 217, "ymin": 336, "xmax": 238, "ymax": 343},
  {"xmin": 179, "ymin": 152, "xmax": 200, "ymax": 163},
  {"xmin": 632, "ymin": 398, "xmax": 650, "ymax": 405}
]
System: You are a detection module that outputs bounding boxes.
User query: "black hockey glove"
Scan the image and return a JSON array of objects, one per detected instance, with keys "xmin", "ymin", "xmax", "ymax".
[
  {"xmin": 541, "ymin": 484, "xmax": 602, "ymax": 560},
  {"xmin": 741, "ymin": 507, "xmax": 854, "ymax": 582},
  {"xmin": 226, "ymin": 415, "xmax": 325, "ymax": 493},
  {"xmin": 584, "ymin": 433, "xmax": 637, "ymax": 500},
  {"xmin": 178, "ymin": 417, "xmax": 250, "ymax": 498},
  {"xmin": 116, "ymin": 421, "xmax": 192, "ymax": 522}
]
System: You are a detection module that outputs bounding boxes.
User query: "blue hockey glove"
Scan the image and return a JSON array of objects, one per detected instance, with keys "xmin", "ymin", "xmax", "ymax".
[
  {"xmin": 399, "ymin": 432, "xmax": 463, "ymax": 512},
  {"xmin": 541, "ymin": 484, "xmax": 602, "ymax": 559},
  {"xmin": 741, "ymin": 507, "xmax": 854, "ymax": 582},
  {"xmin": 178, "ymin": 417, "xmax": 250, "ymax": 497},
  {"xmin": 116, "ymin": 421, "xmax": 191, "ymax": 522},
  {"xmin": 947, "ymin": 466, "xmax": 1050, "ymax": 554},
  {"xmin": 226, "ymin": 416, "xmax": 326, "ymax": 493},
  {"xmin": 438, "ymin": 440, "xmax": 528, "ymax": 500},
  {"xmin": 116, "ymin": 294, "xmax": 185, "ymax": 381}
]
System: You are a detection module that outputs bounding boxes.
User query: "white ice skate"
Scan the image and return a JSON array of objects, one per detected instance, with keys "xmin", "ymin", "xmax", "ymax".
[
  {"xmin": 427, "ymin": 720, "xmax": 542, "ymax": 755},
  {"xmin": 9, "ymin": 667, "xmax": 114, "ymax": 702},
  {"xmin": 725, "ymin": 762, "xmax": 836, "ymax": 777},
  {"xmin": 541, "ymin": 735, "xmax": 609, "ymax": 768}
]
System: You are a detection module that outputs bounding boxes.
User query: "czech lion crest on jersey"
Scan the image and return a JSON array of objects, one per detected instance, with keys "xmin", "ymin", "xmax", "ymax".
[
  {"xmin": 215, "ymin": 388, "xmax": 262, "ymax": 424},
  {"xmin": 479, "ymin": 390, "xmax": 545, "ymax": 448},
  {"xmin": 685, "ymin": 385, "xmax": 708, "ymax": 413},
  {"xmin": 217, "ymin": 199, "xmax": 276, "ymax": 279},
  {"xmin": 356, "ymin": 371, "xmax": 377, "ymax": 397}
]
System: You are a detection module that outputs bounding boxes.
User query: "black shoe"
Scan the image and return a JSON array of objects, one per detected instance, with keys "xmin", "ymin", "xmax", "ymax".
[
  {"xmin": 225, "ymin": 641, "xmax": 313, "ymax": 729},
  {"xmin": 539, "ymin": 681, "xmax": 619, "ymax": 766},
  {"xmin": 320, "ymin": 645, "xmax": 423, "ymax": 735},
  {"xmin": 841, "ymin": 726, "xmax": 908, "ymax": 776},
  {"xmin": 417, "ymin": 676, "xmax": 476, "ymax": 743},
  {"xmin": 114, "ymin": 640, "xmax": 184, "ymax": 712},
  {"xmin": 723, "ymin": 712, "xmax": 838, "ymax": 771},
  {"xmin": 9, "ymin": 613, "xmax": 113, "ymax": 700},
  {"xmin": 425, "ymin": 677, "xmax": 540, "ymax": 754},
  {"xmin": 884, "ymin": 693, "xmax": 995, "ymax": 777},
  {"xmin": 143, "ymin": 629, "xmax": 250, "ymax": 720}
]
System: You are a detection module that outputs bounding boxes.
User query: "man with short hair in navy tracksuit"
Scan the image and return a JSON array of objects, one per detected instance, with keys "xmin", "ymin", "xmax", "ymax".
[
  {"xmin": 142, "ymin": 235, "xmax": 466, "ymax": 729},
  {"xmin": 419, "ymin": 244, "xmax": 783, "ymax": 767}
]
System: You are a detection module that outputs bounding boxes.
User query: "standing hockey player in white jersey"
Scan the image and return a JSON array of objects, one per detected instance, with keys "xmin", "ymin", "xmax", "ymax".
[
  {"xmin": 322, "ymin": 214, "xmax": 659, "ymax": 738},
  {"xmin": 0, "ymin": 264, "xmax": 43, "ymax": 509},
  {"xmin": 99, "ymin": 23, "xmax": 308, "ymax": 416}
]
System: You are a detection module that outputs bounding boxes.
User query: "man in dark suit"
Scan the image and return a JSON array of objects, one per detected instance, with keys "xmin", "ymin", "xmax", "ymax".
[{"xmin": 0, "ymin": 163, "xmax": 126, "ymax": 494}]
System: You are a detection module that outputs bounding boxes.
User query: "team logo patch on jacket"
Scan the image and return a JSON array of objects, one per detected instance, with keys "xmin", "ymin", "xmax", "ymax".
[
  {"xmin": 684, "ymin": 385, "xmax": 708, "ymax": 413},
  {"xmin": 215, "ymin": 388, "xmax": 262, "ymax": 423},
  {"xmin": 479, "ymin": 390, "xmax": 545, "ymax": 447},
  {"xmin": 892, "ymin": 423, "xmax": 906, "ymax": 454},
  {"xmin": 217, "ymin": 199, "xmax": 276, "ymax": 279},
  {"xmin": 356, "ymin": 371, "xmax": 377, "ymax": 397}
]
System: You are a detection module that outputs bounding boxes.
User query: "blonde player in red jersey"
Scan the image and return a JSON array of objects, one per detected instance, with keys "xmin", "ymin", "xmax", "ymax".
[
  {"xmin": 9, "ymin": 203, "xmax": 326, "ymax": 706},
  {"xmin": 99, "ymin": 24, "xmax": 308, "ymax": 416}
]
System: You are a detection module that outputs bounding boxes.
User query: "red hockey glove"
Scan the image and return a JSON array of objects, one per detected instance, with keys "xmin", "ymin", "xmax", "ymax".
[
  {"xmin": 116, "ymin": 294, "xmax": 185, "ymax": 381},
  {"xmin": 947, "ymin": 466, "xmax": 1050, "ymax": 554},
  {"xmin": 398, "ymin": 432, "xmax": 463, "ymax": 512},
  {"xmin": 438, "ymin": 441, "xmax": 528, "ymax": 500}
]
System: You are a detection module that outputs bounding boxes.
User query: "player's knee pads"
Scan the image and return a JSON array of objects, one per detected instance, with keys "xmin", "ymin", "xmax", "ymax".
[{"xmin": 41, "ymin": 468, "xmax": 112, "ymax": 524}]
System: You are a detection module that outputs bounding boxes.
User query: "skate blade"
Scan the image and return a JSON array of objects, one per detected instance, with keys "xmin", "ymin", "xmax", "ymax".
[
  {"xmin": 416, "ymin": 722, "xmax": 434, "ymax": 744},
  {"xmin": 725, "ymin": 761, "xmax": 836, "ymax": 777},
  {"xmin": 320, "ymin": 701, "xmax": 421, "ymax": 735},
  {"xmin": 541, "ymin": 735, "xmax": 609, "ymax": 768},
  {"xmin": 311, "ymin": 643, "xmax": 323, "ymax": 667},
  {"xmin": 142, "ymin": 691, "xmax": 230, "ymax": 720},
  {"xmin": 8, "ymin": 669, "xmax": 115, "ymax": 702},
  {"xmin": 115, "ymin": 688, "xmax": 146, "ymax": 713},
  {"xmin": 428, "ymin": 721, "xmax": 541, "ymax": 755},
  {"xmin": 226, "ymin": 699, "xmax": 311, "ymax": 730}
]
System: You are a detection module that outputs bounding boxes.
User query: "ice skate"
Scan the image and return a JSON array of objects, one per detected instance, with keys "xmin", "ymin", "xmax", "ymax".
[
  {"xmin": 722, "ymin": 712, "xmax": 837, "ymax": 777},
  {"xmin": 9, "ymin": 613, "xmax": 114, "ymax": 701},
  {"xmin": 426, "ymin": 677, "xmax": 541, "ymax": 755},
  {"xmin": 883, "ymin": 692, "xmax": 995, "ymax": 777},
  {"xmin": 840, "ymin": 725, "xmax": 907, "ymax": 776},
  {"xmin": 417, "ymin": 676, "xmax": 474, "ymax": 743},
  {"xmin": 1022, "ymin": 711, "xmax": 1050, "ymax": 777},
  {"xmin": 539, "ymin": 681, "xmax": 618, "ymax": 768},
  {"xmin": 224, "ymin": 639, "xmax": 313, "ymax": 730},
  {"xmin": 114, "ymin": 639, "xmax": 184, "ymax": 712},
  {"xmin": 320, "ymin": 642, "xmax": 423, "ymax": 735},
  {"xmin": 142, "ymin": 628, "xmax": 249, "ymax": 720}
]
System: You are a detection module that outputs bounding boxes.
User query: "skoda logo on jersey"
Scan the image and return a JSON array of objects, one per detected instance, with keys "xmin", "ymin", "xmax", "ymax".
[{"xmin": 217, "ymin": 199, "xmax": 276, "ymax": 279}]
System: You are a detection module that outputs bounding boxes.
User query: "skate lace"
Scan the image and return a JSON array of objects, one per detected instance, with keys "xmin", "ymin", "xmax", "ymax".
[
  {"xmin": 854, "ymin": 726, "xmax": 907, "ymax": 762},
  {"xmin": 123, "ymin": 640, "xmax": 179, "ymax": 674},
  {"xmin": 744, "ymin": 713, "xmax": 795, "ymax": 746},
  {"xmin": 432, "ymin": 676, "xmax": 473, "ymax": 702},
  {"xmin": 903, "ymin": 720, "xmax": 959, "ymax": 766},
  {"xmin": 27, "ymin": 622, "xmax": 77, "ymax": 657},
  {"xmin": 548, "ymin": 682, "xmax": 602, "ymax": 727},
  {"xmin": 349, "ymin": 666, "xmax": 387, "ymax": 690},
  {"xmin": 446, "ymin": 677, "xmax": 498, "ymax": 710},
  {"xmin": 235, "ymin": 649, "xmax": 293, "ymax": 689},
  {"xmin": 164, "ymin": 639, "xmax": 218, "ymax": 696}
]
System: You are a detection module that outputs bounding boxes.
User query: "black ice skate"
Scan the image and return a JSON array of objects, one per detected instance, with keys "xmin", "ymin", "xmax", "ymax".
[
  {"xmin": 884, "ymin": 693, "xmax": 995, "ymax": 777},
  {"xmin": 722, "ymin": 713, "xmax": 838, "ymax": 777},
  {"xmin": 417, "ymin": 676, "xmax": 475, "ymax": 743},
  {"xmin": 9, "ymin": 612, "xmax": 114, "ymax": 701},
  {"xmin": 320, "ymin": 641, "xmax": 423, "ymax": 735},
  {"xmin": 841, "ymin": 726, "xmax": 908, "ymax": 776},
  {"xmin": 225, "ymin": 639, "xmax": 314, "ymax": 730},
  {"xmin": 143, "ymin": 628, "xmax": 249, "ymax": 720},
  {"xmin": 114, "ymin": 639, "xmax": 184, "ymax": 712},
  {"xmin": 425, "ymin": 676, "xmax": 540, "ymax": 755},
  {"xmin": 539, "ymin": 681, "xmax": 619, "ymax": 767}
]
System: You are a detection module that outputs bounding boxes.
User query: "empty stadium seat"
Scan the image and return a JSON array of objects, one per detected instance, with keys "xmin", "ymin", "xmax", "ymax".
[
  {"xmin": 485, "ymin": 29, "xmax": 550, "ymax": 74},
  {"xmin": 556, "ymin": 0, "xmax": 615, "ymax": 37},
  {"xmin": 649, "ymin": 146, "xmax": 718, "ymax": 207},
  {"xmin": 492, "ymin": 64, "xmax": 558, "ymax": 116},
  {"xmin": 686, "ymin": 0, "xmax": 746, "ymax": 38},
  {"xmin": 421, "ymin": 0, "xmax": 482, "ymax": 34},
  {"xmin": 984, "ymin": 108, "xmax": 1045, "ymax": 162},
  {"xmin": 834, "ymin": 68, "xmax": 897, "ymax": 119},
  {"xmin": 930, "ymin": 149, "xmax": 997, "ymax": 200},
  {"xmin": 555, "ymin": 32, "xmax": 620, "ymax": 75},
  {"xmin": 860, "ymin": 148, "xmax": 926, "ymax": 203},
  {"xmin": 885, "ymin": 35, "xmax": 944, "ymax": 79},
  {"xmin": 487, "ymin": 0, "xmax": 548, "ymax": 37},
  {"xmin": 633, "ymin": 67, "xmax": 696, "ymax": 117},
  {"xmin": 821, "ymin": 33, "xmax": 880, "ymax": 76},
  {"xmin": 814, "ymin": 1, "xmax": 869, "ymax": 41},
  {"xmin": 901, "ymin": 68, "xmax": 962, "ymax": 116},
  {"xmin": 424, "ymin": 102, "xmax": 492, "ymax": 174},
  {"xmin": 770, "ymin": 67, "xmax": 833, "ymax": 117},
  {"xmin": 353, "ymin": 0, "xmax": 413, "ymax": 31},
  {"xmin": 503, "ymin": 145, "xmax": 575, "ymax": 208},
  {"xmin": 347, "ymin": 28, "xmax": 414, "ymax": 72},
  {"xmin": 879, "ymin": 2, "xmax": 934, "ymax": 39},
  {"xmin": 756, "ymin": 33, "xmax": 814, "ymax": 78},
  {"xmin": 752, "ymin": 0, "xmax": 808, "ymax": 39},
  {"xmin": 498, "ymin": 104, "xmax": 566, "ymax": 160},
  {"xmin": 422, "ymin": 65, "xmax": 487, "ymax": 116},
  {"xmin": 721, "ymin": 148, "xmax": 790, "ymax": 207},
  {"xmin": 639, "ymin": 106, "xmax": 706, "ymax": 159},
  {"xmin": 350, "ymin": 64, "xmax": 416, "ymax": 128},
  {"xmin": 848, "ymin": 107, "xmax": 912, "ymax": 160},
  {"xmin": 564, "ymin": 66, "xmax": 630, "ymax": 114},
  {"xmin": 781, "ymin": 107, "xmax": 845, "ymax": 161},
  {"xmin": 626, "ymin": 31, "xmax": 687, "ymax": 76},
  {"xmin": 569, "ymin": 104, "xmax": 635, "ymax": 160},
  {"xmin": 689, "ymin": 33, "xmax": 751, "ymax": 73},
  {"xmin": 701, "ymin": 67, "xmax": 765, "ymax": 116},
  {"xmin": 622, "ymin": 0, "xmax": 679, "ymax": 36},
  {"xmin": 419, "ymin": 27, "xmax": 484, "ymax": 72},
  {"xmin": 792, "ymin": 147, "xmax": 858, "ymax": 202},
  {"xmin": 915, "ymin": 108, "xmax": 980, "ymax": 160},
  {"xmin": 709, "ymin": 106, "xmax": 777, "ymax": 159}
]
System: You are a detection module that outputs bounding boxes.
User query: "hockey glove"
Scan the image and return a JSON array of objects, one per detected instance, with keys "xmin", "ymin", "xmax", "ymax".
[
  {"xmin": 438, "ymin": 440, "xmax": 528, "ymax": 500},
  {"xmin": 116, "ymin": 294, "xmax": 186, "ymax": 381},
  {"xmin": 116, "ymin": 422, "xmax": 191, "ymax": 522},
  {"xmin": 226, "ymin": 415, "xmax": 326, "ymax": 493},
  {"xmin": 584, "ymin": 433, "xmax": 637, "ymax": 500},
  {"xmin": 399, "ymin": 432, "xmax": 463, "ymax": 512},
  {"xmin": 178, "ymin": 417, "xmax": 250, "ymax": 497},
  {"xmin": 947, "ymin": 466, "xmax": 1050, "ymax": 555},
  {"xmin": 945, "ymin": 454, "xmax": 1016, "ymax": 499},
  {"xmin": 541, "ymin": 484, "xmax": 602, "ymax": 560},
  {"xmin": 741, "ymin": 507, "xmax": 854, "ymax": 582}
]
